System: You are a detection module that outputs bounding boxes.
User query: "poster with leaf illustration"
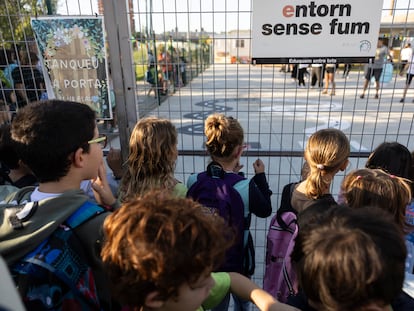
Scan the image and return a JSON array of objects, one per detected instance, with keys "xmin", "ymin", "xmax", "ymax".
[{"xmin": 31, "ymin": 17, "xmax": 112, "ymax": 119}]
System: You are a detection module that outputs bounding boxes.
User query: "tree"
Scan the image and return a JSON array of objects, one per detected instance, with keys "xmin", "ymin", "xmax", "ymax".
[{"xmin": 0, "ymin": 0, "xmax": 57, "ymax": 47}]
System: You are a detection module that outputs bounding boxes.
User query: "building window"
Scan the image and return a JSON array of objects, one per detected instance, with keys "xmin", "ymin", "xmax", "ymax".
[{"xmin": 235, "ymin": 39, "xmax": 245, "ymax": 48}]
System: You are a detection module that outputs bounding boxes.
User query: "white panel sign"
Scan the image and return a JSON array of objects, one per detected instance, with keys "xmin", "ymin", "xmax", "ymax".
[{"xmin": 252, "ymin": 0, "xmax": 385, "ymax": 64}]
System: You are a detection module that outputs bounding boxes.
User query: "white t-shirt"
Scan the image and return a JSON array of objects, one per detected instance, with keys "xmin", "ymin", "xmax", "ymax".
[
  {"xmin": 401, "ymin": 47, "xmax": 413, "ymax": 61},
  {"xmin": 30, "ymin": 187, "xmax": 62, "ymax": 201}
]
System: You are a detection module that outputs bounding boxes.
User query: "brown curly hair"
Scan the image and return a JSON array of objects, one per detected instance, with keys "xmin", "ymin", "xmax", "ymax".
[
  {"xmin": 204, "ymin": 114, "xmax": 243, "ymax": 160},
  {"xmin": 341, "ymin": 168, "xmax": 412, "ymax": 233},
  {"xmin": 101, "ymin": 191, "xmax": 231, "ymax": 308},
  {"xmin": 119, "ymin": 117, "xmax": 178, "ymax": 202}
]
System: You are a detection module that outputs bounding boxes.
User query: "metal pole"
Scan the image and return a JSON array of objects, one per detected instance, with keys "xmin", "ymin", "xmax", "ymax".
[{"xmin": 102, "ymin": 0, "xmax": 138, "ymax": 162}]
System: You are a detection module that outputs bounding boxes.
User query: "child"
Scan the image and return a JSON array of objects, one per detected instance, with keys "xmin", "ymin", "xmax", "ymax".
[
  {"xmin": 340, "ymin": 168, "xmax": 414, "ymax": 273},
  {"xmin": 119, "ymin": 116, "xmax": 186, "ymax": 202},
  {"xmin": 101, "ymin": 191, "xmax": 298, "ymax": 311},
  {"xmin": 290, "ymin": 206, "xmax": 409, "ymax": 311},
  {"xmin": 0, "ymin": 100, "xmax": 116, "ymax": 310},
  {"xmin": 291, "ymin": 128, "xmax": 350, "ymax": 213},
  {"xmin": 365, "ymin": 141, "xmax": 412, "ymax": 179},
  {"xmin": 0, "ymin": 124, "xmax": 37, "ymax": 188},
  {"xmin": 187, "ymin": 113, "xmax": 272, "ymax": 311}
]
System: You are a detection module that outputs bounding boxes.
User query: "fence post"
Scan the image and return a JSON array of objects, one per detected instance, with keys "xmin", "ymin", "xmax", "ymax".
[{"xmin": 102, "ymin": 0, "xmax": 138, "ymax": 162}]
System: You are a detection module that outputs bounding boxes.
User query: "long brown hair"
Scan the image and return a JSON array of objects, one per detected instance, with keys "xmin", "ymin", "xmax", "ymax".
[
  {"xmin": 304, "ymin": 128, "xmax": 350, "ymax": 199},
  {"xmin": 119, "ymin": 117, "xmax": 178, "ymax": 202}
]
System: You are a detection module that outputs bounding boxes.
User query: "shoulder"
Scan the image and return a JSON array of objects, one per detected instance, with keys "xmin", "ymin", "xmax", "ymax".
[
  {"xmin": 173, "ymin": 182, "xmax": 188, "ymax": 198},
  {"xmin": 201, "ymin": 273, "xmax": 231, "ymax": 310}
]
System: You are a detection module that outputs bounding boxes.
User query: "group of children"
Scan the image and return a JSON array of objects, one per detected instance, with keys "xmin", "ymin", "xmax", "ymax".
[
  {"xmin": 280, "ymin": 128, "xmax": 414, "ymax": 310},
  {"xmin": 0, "ymin": 98, "xmax": 414, "ymax": 311}
]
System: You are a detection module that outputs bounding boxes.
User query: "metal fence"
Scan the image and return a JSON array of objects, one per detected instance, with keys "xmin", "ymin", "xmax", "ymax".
[{"xmin": 2, "ymin": 0, "xmax": 414, "ymax": 299}]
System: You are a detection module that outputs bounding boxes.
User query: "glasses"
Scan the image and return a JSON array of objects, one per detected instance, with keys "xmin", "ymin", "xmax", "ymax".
[{"xmin": 88, "ymin": 134, "xmax": 107, "ymax": 148}]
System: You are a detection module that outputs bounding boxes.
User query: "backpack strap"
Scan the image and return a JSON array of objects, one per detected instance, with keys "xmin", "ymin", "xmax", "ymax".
[
  {"xmin": 4, "ymin": 186, "xmax": 36, "ymax": 204},
  {"xmin": 65, "ymin": 201, "xmax": 105, "ymax": 229},
  {"xmin": 8, "ymin": 201, "xmax": 39, "ymax": 230},
  {"xmin": 276, "ymin": 182, "xmax": 298, "ymax": 230}
]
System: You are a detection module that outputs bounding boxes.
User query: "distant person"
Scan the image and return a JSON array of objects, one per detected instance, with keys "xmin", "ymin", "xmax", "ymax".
[
  {"xmin": 297, "ymin": 64, "xmax": 308, "ymax": 87},
  {"xmin": 101, "ymin": 191, "xmax": 298, "ymax": 311},
  {"xmin": 11, "ymin": 51, "xmax": 45, "ymax": 108},
  {"xmin": 400, "ymin": 53, "xmax": 414, "ymax": 103},
  {"xmin": 400, "ymin": 43, "xmax": 413, "ymax": 76},
  {"xmin": 0, "ymin": 49, "xmax": 17, "ymax": 123},
  {"xmin": 360, "ymin": 38, "xmax": 391, "ymax": 100},
  {"xmin": 310, "ymin": 63, "xmax": 323, "ymax": 88},
  {"xmin": 289, "ymin": 206, "xmax": 411, "ymax": 311},
  {"xmin": 179, "ymin": 49, "xmax": 188, "ymax": 85},
  {"xmin": 322, "ymin": 64, "xmax": 336, "ymax": 95},
  {"xmin": 119, "ymin": 116, "xmax": 187, "ymax": 202},
  {"xmin": 342, "ymin": 63, "xmax": 352, "ymax": 78},
  {"xmin": 146, "ymin": 50, "xmax": 158, "ymax": 98},
  {"xmin": 159, "ymin": 50, "xmax": 174, "ymax": 95}
]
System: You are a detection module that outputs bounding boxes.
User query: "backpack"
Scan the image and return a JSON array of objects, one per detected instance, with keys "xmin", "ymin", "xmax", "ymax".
[
  {"xmin": 263, "ymin": 182, "xmax": 299, "ymax": 302},
  {"xmin": 145, "ymin": 68, "xmax": 156, "ymax": 85},
  {"xmin": 8, "ymin": 200, "xmax": 105, "ymax": 310},
  {"xmin": 187, "ymin": 162, "xmax": 255, "ymax": 275}
]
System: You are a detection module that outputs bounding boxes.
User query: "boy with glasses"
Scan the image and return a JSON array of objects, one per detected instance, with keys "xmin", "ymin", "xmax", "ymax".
[{"xmin": 0, "ymin": 99, "xmax": 117, "ymax": 310}]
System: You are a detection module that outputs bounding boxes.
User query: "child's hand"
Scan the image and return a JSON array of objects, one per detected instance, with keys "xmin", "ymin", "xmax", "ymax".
[
  {"xmin": 234, "ymin": 162, "xmax": 244, "ymax": 173},
  {"xmin": 253, "ymin": 159, "xmax": 265, "ymax": 174},
  {"xmin": 91, "ymin": 161, "xmax": 117, "ymax": 209}
]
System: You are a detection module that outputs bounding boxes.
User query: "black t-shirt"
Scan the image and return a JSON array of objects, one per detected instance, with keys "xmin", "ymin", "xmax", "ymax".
[{"xmin": 290, "ymin": 185, "xmax": 337, "ymax": 214}]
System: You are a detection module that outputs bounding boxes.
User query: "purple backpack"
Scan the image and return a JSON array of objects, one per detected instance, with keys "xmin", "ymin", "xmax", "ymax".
[
  {"xmin": 263, "ymin": 182, "xmax": 298, "ymax": 302},
  {"xmin": 187, "ymin": 162, "xmax": 254, "ymax": 275}
]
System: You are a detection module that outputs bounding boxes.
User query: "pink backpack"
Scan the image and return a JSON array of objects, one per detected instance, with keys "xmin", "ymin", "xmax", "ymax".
[{"xmin": 263, "ymin": 183, "xmax": 299, "ymax": 302}]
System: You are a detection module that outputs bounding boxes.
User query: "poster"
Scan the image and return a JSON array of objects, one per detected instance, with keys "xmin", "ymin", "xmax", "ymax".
[
  {"xmin": 31, "ymin": 16, "xmax": 111, "ymax": 119},
  {"xmin": 251, "ymin": 0, "xmax": 385, "ymax": 64}
]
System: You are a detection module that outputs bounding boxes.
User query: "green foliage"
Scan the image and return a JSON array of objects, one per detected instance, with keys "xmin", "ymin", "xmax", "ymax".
[{"xmin": 0, "ymin": 0, "xmax": 55, "ymax": 46}]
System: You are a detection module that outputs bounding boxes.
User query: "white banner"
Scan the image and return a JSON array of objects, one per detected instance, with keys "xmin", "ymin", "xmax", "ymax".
[{"xmin": 252, "ymin": 0, "xmax": 385, "ymax": 64}]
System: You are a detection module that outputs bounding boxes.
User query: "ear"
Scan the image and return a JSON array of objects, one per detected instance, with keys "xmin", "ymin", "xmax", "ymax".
[
  {"xmin": 234, "ymin": 145, "xmax": 243, "ymax": 159},
  {"xmin": 72, "ymin": 147, "xmax": 86, "ymax": 168},
  {"xmin": 144, "ymin": 291, "xmax": 164, "ymax": 309}
]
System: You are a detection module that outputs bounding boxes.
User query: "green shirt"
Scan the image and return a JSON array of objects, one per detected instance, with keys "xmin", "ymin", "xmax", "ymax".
[
  {"xmin": 172, "ymin": 182, "xmax": 188, "ymax": 198},
  {"xmin": 199, "ymin": 272, "xmax": 231, "ymax": 311}
]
